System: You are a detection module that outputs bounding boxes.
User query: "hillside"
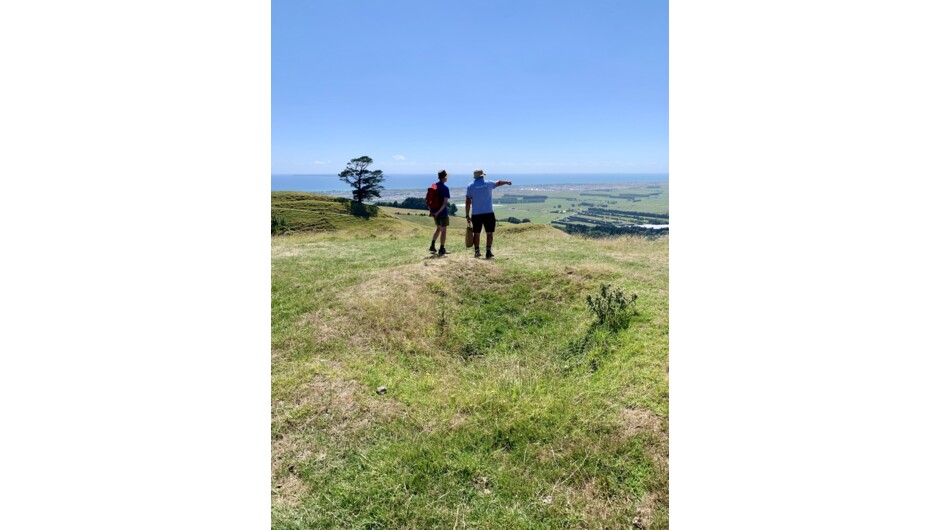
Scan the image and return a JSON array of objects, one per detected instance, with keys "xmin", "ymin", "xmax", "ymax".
[
  {"xmin": 271, "ymin": 192, "xmax": 420, "ymax": 233},
  {"xmin": 271, "ymin": 193, "xmax": 669, "ymax": 529}
]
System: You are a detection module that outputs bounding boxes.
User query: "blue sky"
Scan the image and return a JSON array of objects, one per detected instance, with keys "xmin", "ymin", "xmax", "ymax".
[{"xmin": 272, "ymin": 0, "xmax": 668, "ymax": 175}]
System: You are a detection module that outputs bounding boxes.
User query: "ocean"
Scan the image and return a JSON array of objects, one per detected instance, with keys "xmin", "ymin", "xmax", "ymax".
[{"xmin": 272, "ymin": 173, "xmax": 668, "ymax": 193}]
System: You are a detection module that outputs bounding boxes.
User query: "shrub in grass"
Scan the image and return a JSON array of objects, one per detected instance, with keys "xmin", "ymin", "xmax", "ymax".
[
  {"xmin": 587, "ymin": 283, "xmax": 638, "ymax": 329},
  {"xmin": 271, "ymin": 214, "xmax": 289, "ymax": 235}
]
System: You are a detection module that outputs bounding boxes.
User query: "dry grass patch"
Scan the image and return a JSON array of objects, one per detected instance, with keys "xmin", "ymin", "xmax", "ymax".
[
  {"xmin": 335, "ymin": 257, "xmax": 507, "ymax": 355},
  {"xmin": 618, "ymin": 407, "xmax": 668, "ymax": 471},
  {"xmin": 299, "ymin": 308, "xmax": 341, "ymax": 341},
  {"xmin": 272, "ymin": 373, "xmax": 402, "ymax": 439},
  {"xmin": 341, "ymin": 264, "xmax": 440, "ymax": 353},
  {"xmin": 597, "ymin": 236, "xmax": 669, "ymax": 269},
  {"xmin": 529, "ymin": 408, "xmax": 668, "ymax": 529},
  {"xmin": 621, "ymin": 408, "xmax": 668, "ymax": 528},
  {"xmin": 272, "ymin": 236, "xmax": 355, "ymax": 260},
  {"xmin": 558, "ymin": 479, "xmax": 663, "ymax": 530},
  {"xmin": 559, "ymin": 478, "xmax": 634, "ymax": 529},
  {"xmin": 272, "ymin": 474, "xmax": 307, "ymax": 508},
  {"xmin": 619, "ymin": 408, "xmax": 664, "ymax": 438},
  {"xmin": 633, "ymin": 491, "xmax": 660, "ymax": 530},
  {"xmin": 561, "ymin": 263, "xmax": 623, "ymax": 292},
  {"xmin": 271, "ymin": 346, "xmax": 289, "ymax": 363},
  {"xmin": 271, "ymin": 374, "xmax": 404, "ymax": 506},
  {"xmin": 271, "ymin": 245, "xmax": 304, "ymax": 259}
]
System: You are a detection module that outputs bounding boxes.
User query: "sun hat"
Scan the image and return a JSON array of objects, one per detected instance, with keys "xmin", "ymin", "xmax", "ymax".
[{"xmin": 473, "ymin": 169, "xmax": 486, "ymax": 178}]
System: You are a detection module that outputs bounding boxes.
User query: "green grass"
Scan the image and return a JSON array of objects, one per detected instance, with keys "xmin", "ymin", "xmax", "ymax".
[
  {"xmin": 272, "ymin": 195, "xmax": 669, "ymax": 529},
  {"xmin": 272, "ymin": 192, "xmax": 419, "ymax": 233},
  {"xmin": 376, "ymin": 206, "xmax": 440, "ymax": 228}
]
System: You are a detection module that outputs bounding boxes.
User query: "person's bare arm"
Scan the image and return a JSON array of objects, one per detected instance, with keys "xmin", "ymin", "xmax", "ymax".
[
  {"xmin": 465, "ymin": 196, "xmax": 472, "ymax": 222},
  {"xmin": 494, "ymin": 180, "xmax": 513, "ymax": 187},
  {"xmin": 434, "ymin": 197, "xmax": 449, "ymax": 216}
]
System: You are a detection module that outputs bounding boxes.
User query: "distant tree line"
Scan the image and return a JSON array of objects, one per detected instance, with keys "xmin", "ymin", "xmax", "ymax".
[
  {"xmin": 580, "ymin": 192, "xmax": 661, "ymax": 200},
  {"xmin": 552, "ymin": 222, "xmax": 668, "ymax": 239},
  {"xmin": 499, "ymin": 217, "xmax": 531, "ymax": 224},
  {"xmin": 494, "ymin": 195, "xmax": 548, "ymax": 204},
  {"xmin": 375, "ymin": 197, "xmax": 457, "ymax": 215},
  {"xmin": 585, "ymin": 208, "xmax": 669, "ymax": 221}
]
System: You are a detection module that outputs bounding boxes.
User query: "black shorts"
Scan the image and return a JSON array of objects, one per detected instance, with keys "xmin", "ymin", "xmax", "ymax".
[
  {"xmin": 471, "ymin": 212, "xmax": 496, "ymax": 234},
  {"xmin": 434, "ymin": 214, "xmax": 450, "ymax": 227}
]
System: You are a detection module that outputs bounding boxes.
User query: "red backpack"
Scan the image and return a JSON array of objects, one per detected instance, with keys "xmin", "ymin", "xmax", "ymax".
[{"xmin": 425, "ymin": 183, "xmax": 442, "ymax": 211}]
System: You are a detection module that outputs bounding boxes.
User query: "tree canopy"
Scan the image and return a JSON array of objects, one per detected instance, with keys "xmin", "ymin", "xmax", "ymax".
[{"xmin": 338, "ymin": 156, "xmax": 385, "ymax": 203}]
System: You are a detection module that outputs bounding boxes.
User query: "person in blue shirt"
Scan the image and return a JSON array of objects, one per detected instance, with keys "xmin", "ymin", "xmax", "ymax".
[
  {"xmin": 465, "ymin": 169, "xmax": 512, "ymax": 259},
  {"xmin": 428, "ymin": 170, "xmax": 451, "ymax": 256}
]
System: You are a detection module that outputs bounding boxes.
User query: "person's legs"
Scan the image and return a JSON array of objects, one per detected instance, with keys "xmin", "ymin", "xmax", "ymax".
[
  {"xmin": 430, "ymin": 225, "xmax": 441, "ymax": 251},
  {"xmin": 438, "ymin": 227, "xmax": 448, "ymax": 255},
  {"xmin": 471, "ymin": 215, "xmax": 484, "ymax": 256},
  {"xmin": 483, "ymin": 214, "xmax": 497, "ymax": 258},
  {"xmin": 437, "ymin": 216, "xmax": 451, "ymax": 255}
]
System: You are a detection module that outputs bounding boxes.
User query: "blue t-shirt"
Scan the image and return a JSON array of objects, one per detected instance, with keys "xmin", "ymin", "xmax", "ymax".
[
  {"xmin": 466, "ymin": 179, "xmax": 496, "ymax": 215},
  {"xmin": 434, "ymin": 181, "xmax": 450, "ymax": 216}
]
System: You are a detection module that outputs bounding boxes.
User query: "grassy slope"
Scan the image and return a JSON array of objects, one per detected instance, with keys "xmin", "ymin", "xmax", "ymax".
[
  {"xmin": 271, "ymin": 194, "xmax": 669, "ymax": 529},
  {"xmin": 271, "ymin": 192, "xmax": 414, "ymax": 233}
]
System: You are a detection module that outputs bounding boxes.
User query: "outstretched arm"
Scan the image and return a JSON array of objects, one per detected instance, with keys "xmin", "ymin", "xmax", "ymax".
[{"xmin": 495, "ymin": 180, "xmax": 513, "ymax": 187}]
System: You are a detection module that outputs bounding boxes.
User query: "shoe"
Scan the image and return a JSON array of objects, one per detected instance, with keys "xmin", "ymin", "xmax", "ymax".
[
  {"xmin": 429, "ymin": 245, "xmax": 436, "ymax": 252},
  {"xmin": 474, "ymin": 250, "xmax": 481, "ymax": 258},
  {"xmin": 485, "ymin": 251, "xmax": 494, "ymax": 259},
  {"xmin": 438, "ymin": 248, "xmax": 448, "ymax": 256}
]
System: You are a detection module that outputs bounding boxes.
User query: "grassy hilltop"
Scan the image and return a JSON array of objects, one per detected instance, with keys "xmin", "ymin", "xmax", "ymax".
[{"xmin": 271, "ymin": 192, "xmax": 669, "ymax": 529}]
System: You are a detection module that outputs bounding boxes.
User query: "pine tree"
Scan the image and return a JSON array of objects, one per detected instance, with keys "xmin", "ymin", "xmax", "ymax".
[{"xmin": 338, "ymin": 156, "xmax": 385, "ymax": 203}]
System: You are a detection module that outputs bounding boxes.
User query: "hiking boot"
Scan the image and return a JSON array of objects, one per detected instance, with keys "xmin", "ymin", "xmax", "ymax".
[
  {"xmin": 485, "ymin": 250, "xmax": 495, "ymax": 259},
  {"xmin": 474, "ymin": 249, "xmax": 481, "ymax": 258},
  {"xmin": 429, "ymin": 244, "xmax": 436, "ymax": 253},
  {"xmin": 438, "ymin": 247, "xmax": 448, "ymax": 256}
]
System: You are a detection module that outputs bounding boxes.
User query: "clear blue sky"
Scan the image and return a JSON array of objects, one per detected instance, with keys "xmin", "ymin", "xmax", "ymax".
[{"xmin": 272, "ymin": 0, "xmax": 668, "ymax": 175}]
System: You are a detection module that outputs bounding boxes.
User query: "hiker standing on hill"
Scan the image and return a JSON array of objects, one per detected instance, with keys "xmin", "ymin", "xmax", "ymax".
[
  {"xmin": 465, "ymin": 169, "xmax": 512, "ymax": 259},
  {"xmin": 428, "ymin": 170, "xmax": 451, "ymax": 256}
]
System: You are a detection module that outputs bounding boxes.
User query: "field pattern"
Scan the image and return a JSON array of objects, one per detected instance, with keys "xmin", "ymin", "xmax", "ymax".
[{"xmin": 369, "ymin": 182, "xmax": 668, "ymax": 232}]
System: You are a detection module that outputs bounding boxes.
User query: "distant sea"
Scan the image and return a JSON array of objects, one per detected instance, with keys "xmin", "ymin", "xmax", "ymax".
[{"xmin": 272, "ymin": 173, "xmax": 668, "ymax": 193}]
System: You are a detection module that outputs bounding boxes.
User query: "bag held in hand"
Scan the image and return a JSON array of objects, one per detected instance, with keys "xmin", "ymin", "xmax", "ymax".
[{"xmin": 465, "ymin": 225, "xmax": 474, "ymax": 247}]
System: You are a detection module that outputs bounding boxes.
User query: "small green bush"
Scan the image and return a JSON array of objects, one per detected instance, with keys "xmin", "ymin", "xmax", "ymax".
[
  {"xmin": 586, "ymin": 283, "xmax": 638, "ymax": 328},
  {"xmin": 271, "ymin": 214, "xmax": 289, "ymax": 235}
]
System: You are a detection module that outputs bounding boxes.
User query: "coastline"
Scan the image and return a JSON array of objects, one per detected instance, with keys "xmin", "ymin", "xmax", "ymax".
[
  {"xmin": 274, "ymin": 180, "xmax": 668, "ymax": 203},
  {"xmin": 272, "ymin": 173, "xmax": 668, "ymax": 195}
]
